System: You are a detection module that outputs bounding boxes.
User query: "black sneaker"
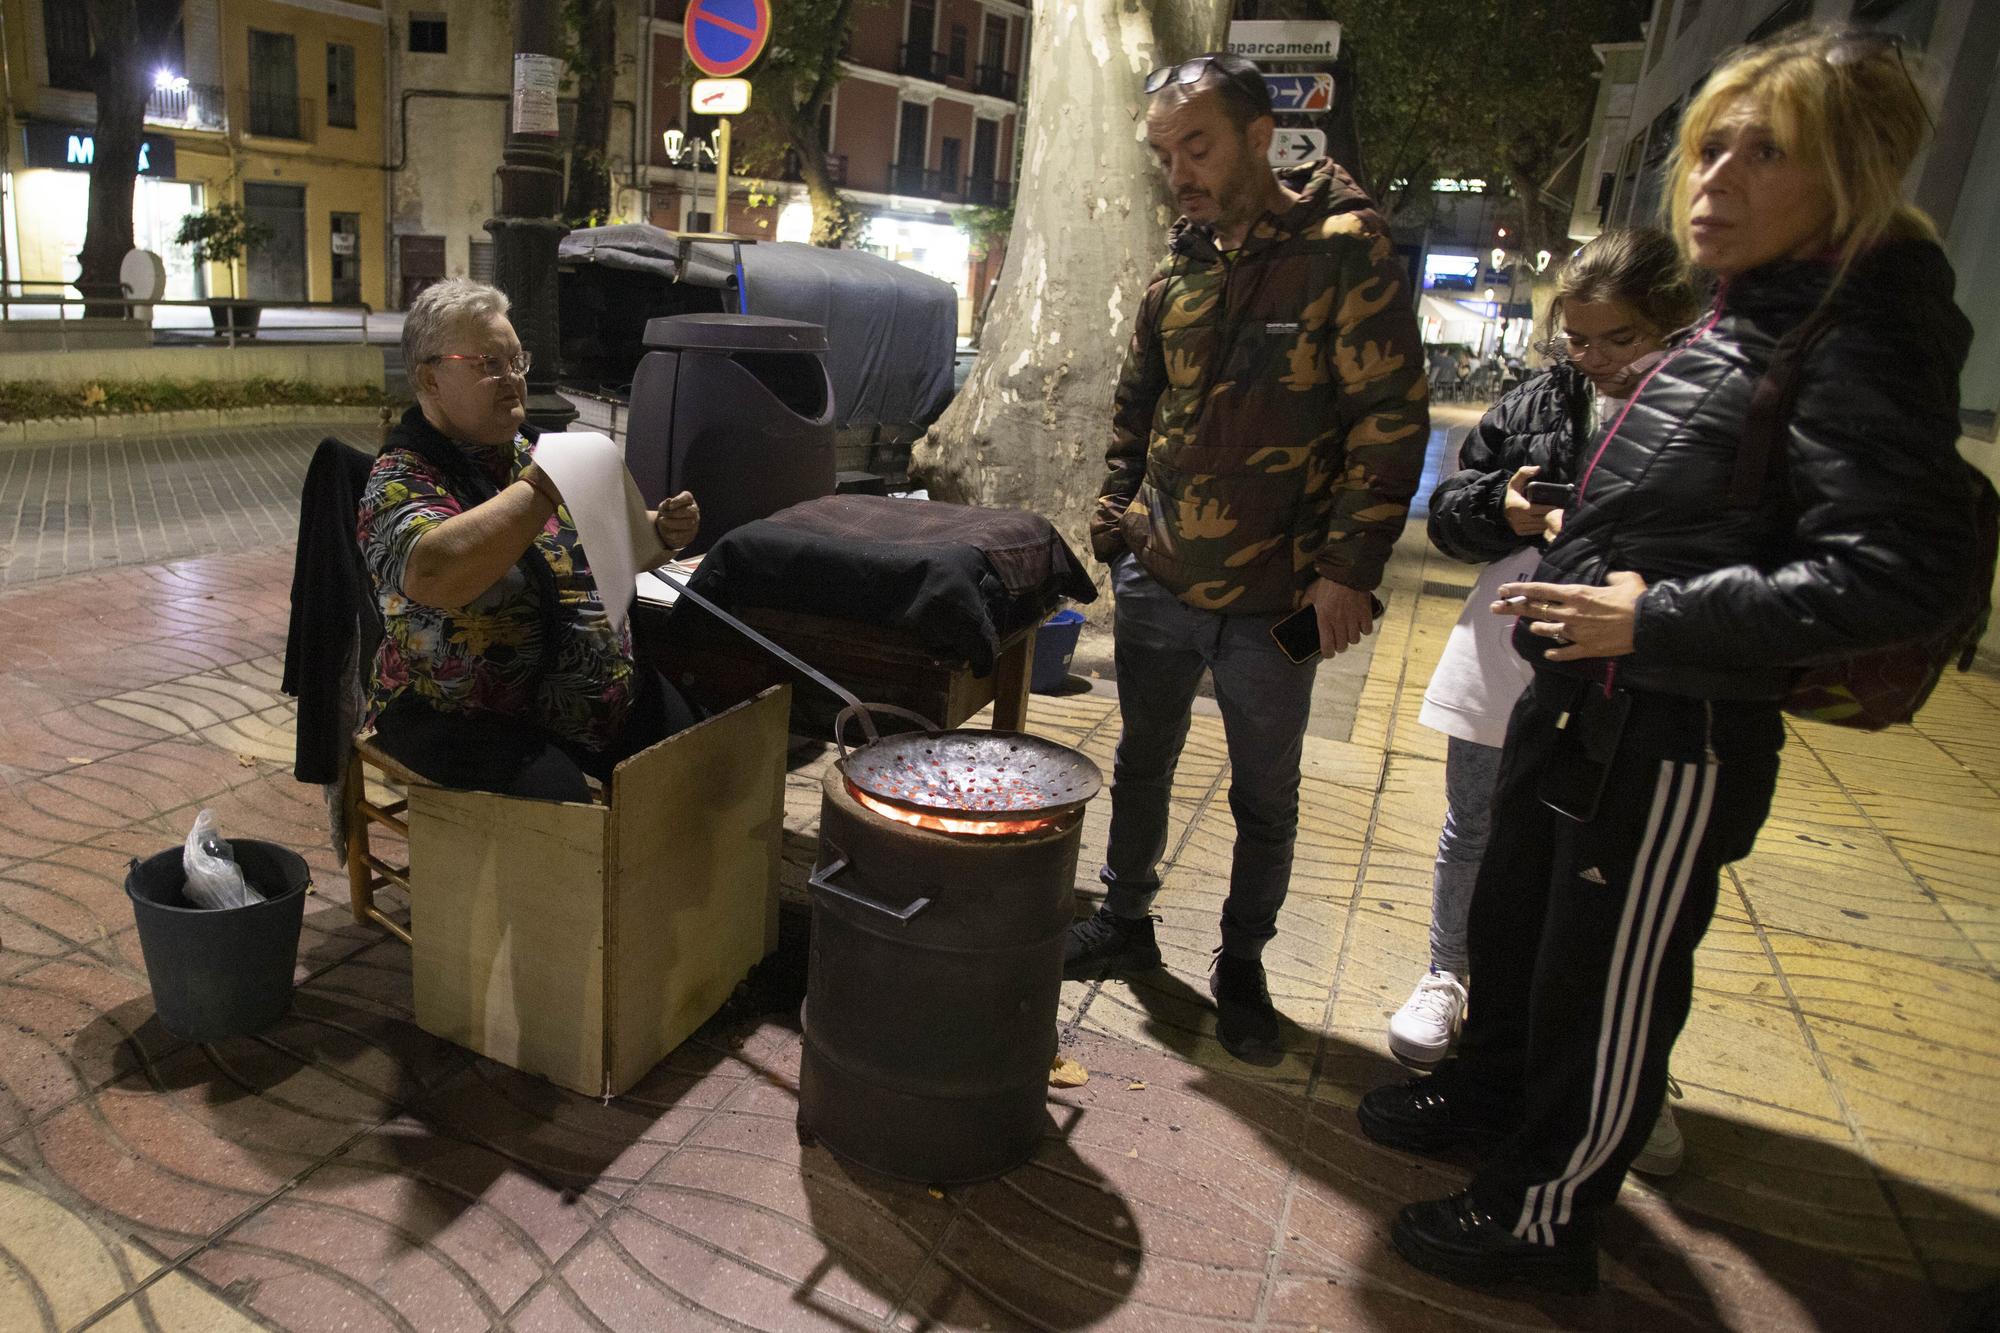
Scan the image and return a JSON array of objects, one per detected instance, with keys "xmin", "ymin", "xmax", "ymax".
[
  {"xmin": 1357, "ymin": 1075, "xmax": 1509, "ymax": 1157},
  {"xmin": 1209, "ymin": 951, "xmax": 1281, "ymax": 1063},
  {"xmin": 1391, "ymin": 1191, "xmax": 1598, "ymax": 1295},
  {"xmin": 1062, "ymin": 907, "xmax": 1162, "ymax": 980}
]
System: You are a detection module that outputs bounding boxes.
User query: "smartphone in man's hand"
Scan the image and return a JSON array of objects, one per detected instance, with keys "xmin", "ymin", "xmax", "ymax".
[
  {"xmin": 1525, "ymin": 481, "xmax": 1577, "ymax": 508},
  {"xmin": 1271, "ymin": 594, "xmax": 1387, "ymax": 664}
]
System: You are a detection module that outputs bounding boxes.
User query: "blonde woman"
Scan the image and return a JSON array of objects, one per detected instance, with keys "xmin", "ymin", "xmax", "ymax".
[{"xmin": 1359, "ymin": 27, "xmax": 1979, "ymax": 1293}]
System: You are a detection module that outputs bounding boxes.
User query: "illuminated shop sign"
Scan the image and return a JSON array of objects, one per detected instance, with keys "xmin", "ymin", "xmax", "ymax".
[{"xmin": 20, "ymin": 125, "xmax": 178, "ymax": 177}]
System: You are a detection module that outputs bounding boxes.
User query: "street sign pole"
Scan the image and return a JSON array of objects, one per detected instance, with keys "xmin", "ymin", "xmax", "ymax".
[{"xmin": 715, "ymin": 118, "xmax": 731, "ymax": 232}]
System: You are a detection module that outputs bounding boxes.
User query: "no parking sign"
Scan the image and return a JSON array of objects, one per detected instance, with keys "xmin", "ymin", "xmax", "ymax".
[{"xmin": 684, "ymin": 0, "xmax": 771, "ymax": 78}]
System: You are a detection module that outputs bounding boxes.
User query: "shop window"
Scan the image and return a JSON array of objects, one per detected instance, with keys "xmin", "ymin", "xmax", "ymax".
[
  {"xmin": 327, "ymin": 43, "xmax": 357, "ymax": 128},
  {"xmin": 42, "ymin": 0, "xmax": 93, "ymax": 92},
  {"xmin": 409, "ymin": 12, "xmax": 448, "ymax": 54}
]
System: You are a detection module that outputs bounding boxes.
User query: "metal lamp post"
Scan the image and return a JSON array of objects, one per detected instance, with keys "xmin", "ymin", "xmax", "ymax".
[{"xmin": 487, "ymin": 0, "xmax": 575, "ymax": 432}]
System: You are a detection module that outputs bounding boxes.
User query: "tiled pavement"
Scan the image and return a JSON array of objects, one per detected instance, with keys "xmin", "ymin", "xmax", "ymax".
[
  {"xmin": 1, "ymin": 431, "xmax": 1998, "ymax": 1330},
  {"xmin": 0, "ymin": 421, "xmax": 382, "ymax": 589}
]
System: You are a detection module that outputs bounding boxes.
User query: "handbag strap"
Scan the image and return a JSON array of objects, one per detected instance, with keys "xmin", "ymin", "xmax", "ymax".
[{"xmin": 1727, "ymin": 307, "xmax": 1840, "ymax": 509}]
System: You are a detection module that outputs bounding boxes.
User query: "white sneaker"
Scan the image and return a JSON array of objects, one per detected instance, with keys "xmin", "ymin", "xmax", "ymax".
[
  {"xmin": 1388, "ymin": 969, "xmax": 1468, "ymax": 1070},
  {"xmin": 1631, "ymin": 1082, "xmax": 1685, "ymax": 1177}
]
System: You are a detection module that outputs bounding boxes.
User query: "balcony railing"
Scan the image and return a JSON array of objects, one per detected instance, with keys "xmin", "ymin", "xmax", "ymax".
[
  {"xmin": 780, "ymin": 150, "xmax": 848, "ymax": 187},
  {"xmin": 898, "ymin": 42, "xmax": 949, "ymax": 82},
  {"xmin": 889, "ymin": 163, "xmax": 960, "ymax": 200},
  {"xmin": 972, "ymin": 64, "xmax": 1018, "ymax": 100},
  {"xmin": 964, "ymin": 177, "xmax": 1012, "ymax": 208},
  {"xmin": 241, "ymin": 92, "xmax": 316, "ymax": 142},
  {"xmin": 145, "ymin": 81, "xmax": 227, "ymax": 133}
]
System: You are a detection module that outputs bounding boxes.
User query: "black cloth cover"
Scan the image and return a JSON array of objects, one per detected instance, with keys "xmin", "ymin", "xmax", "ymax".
[
  {"xmin": 282, "ymin": 437, "xmax": 379, "ymax": 784},
  {"xmin": 675, "ymin": 495, "xmax": 1098, "ymax": 674},
  {"xmin": 557, "ymin": 226, "xmax": 957, "ymax": 432}
]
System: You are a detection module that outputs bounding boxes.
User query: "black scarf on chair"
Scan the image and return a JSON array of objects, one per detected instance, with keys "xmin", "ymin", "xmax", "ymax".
[{"xmin": 383, "ymin": 403, "xmax": 570, "ymax": 702}]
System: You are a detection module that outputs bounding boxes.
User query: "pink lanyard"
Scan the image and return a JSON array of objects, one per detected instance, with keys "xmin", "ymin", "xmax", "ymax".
[{"xmin": 1575, "ymin": 306, "xmax": 1723, "ymax": 500}]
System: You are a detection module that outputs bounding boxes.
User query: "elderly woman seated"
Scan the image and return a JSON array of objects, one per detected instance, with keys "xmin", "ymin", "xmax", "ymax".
[{"xmin": 358, "ymin": 277, "xmax": 701, "ymax": 802}]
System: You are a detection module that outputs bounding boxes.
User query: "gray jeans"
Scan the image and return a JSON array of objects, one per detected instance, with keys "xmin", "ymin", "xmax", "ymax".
[
  {"xmin": 1431, "ymin": 734, "xmax": 1504, "ymax": 975},
  {"xmin": 1100, "ymin": 554, "xmax": 1319, "ymax": 960}
]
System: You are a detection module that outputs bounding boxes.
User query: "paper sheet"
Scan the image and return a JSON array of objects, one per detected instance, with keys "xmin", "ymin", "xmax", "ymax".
[{"xmin": 530, "ymin": 431, "xmax": 656, "ymax": 637}]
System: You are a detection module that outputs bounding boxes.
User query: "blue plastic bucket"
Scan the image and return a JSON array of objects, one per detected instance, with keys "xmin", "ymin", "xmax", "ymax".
[{"xmin": 1030, "ymin": 609, "xmax": 1086, "ymax": 694}]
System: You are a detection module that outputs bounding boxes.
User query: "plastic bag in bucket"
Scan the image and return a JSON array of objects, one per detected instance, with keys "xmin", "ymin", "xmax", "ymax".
[{"xmin": 124, "ymin": 840, "xmax": 309, "ymax": 1041}]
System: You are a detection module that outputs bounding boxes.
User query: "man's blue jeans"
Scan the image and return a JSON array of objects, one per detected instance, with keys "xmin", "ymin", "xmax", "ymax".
[{"xmin": 1100, "ymin": 554, "xmax": 1320, "ymax": 960}]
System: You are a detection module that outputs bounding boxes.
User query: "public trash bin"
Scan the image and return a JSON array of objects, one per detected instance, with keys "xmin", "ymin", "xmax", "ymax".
[
  {"xmin": 624, "ymin": 313, "xmax": 837, "ymax": 555},
  {"xmin": 1030, "ymin": 608, "xmax": 1086, "ymax": 694},
  {"xmin": 124, "ymin": 840, "xmax": 309, "ymax": 1042}
]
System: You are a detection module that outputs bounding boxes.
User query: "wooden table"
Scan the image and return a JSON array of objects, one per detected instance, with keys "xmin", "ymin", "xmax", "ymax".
[{"xmin": 633, "ymin": 599, "xmax": 1037, "ymax": 737}]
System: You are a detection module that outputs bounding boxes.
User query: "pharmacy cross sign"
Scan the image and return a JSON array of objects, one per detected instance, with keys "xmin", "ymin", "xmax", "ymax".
[{"xmin": 684, "ymin": 0, "xmax": 771, "ymax": 78}]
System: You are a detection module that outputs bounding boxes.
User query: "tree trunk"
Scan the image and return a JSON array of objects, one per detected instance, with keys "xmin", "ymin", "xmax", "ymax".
[
  {"xmin": 562, "ymin": 0, "xmax": 618, "ymax": 225},
  {"xmin": 78, "ymin": 0, "xmax": 179, "ymax": 317},
  {"xmin": 910, "ymin": 0, "xmax": 1226, "ymax": 610},
  {"xmin": 793, "ymin": 135, "xmax": 857, "ymax": 246}
]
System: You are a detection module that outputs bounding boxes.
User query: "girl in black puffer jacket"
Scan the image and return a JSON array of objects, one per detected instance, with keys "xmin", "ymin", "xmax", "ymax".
[
  {"xmin": 1391, "ymin": 231, "xmax": 1698, "ymax": 1094},
  {"xmin": 1362, "ymin": 28, "xmax": 1981, "ymax": 1295}
]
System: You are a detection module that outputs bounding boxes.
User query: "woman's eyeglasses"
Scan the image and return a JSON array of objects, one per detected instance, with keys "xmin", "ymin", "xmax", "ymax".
[
  {"xmin": 1825, "ymin": 29, "xmax": 1936, "ymax": 132},
  {"xmin": 431, "ymin": 351, "xmax": 532, "ymax": 379}
]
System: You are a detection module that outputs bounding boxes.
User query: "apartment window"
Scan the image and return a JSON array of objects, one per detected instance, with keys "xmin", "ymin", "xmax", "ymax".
[
  {"xmin": 897, "ymin": 101, "xmax": 928, "ymax": 166},
  {"xmin": 948, "ymin": 25, "xmax": 968, "ymax": 77},
  {"xmin": 409, "ymin": 12, "xmax": 448, "ymax": 54},
  {"xmin": 247, "ymin": 30, "xmax": 302, "ymax": 139},
  {"xmin": 42, "ymin": 0, "xmax": 93, "ymax": 92},
  {"xmin": 940, "ymin": 137, "xmax": 961, "ymax": 185},
  {"xmin": 982, "ymin": 14, "xmax": 1008, "ymax": 68},
  {"xmin": 326, "ymin": 42, "xmax": 357, "ymax": 128}
]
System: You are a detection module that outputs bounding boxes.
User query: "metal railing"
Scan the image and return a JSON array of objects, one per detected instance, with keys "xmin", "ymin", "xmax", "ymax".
[
  {"xmin": 145, "ymin": 81, "xmax": 227, "ymax": 133},
  {"xmin": 898, "ymin": 43, "xmax": 949, "ymax": 82},
  {"xmin": 0, "ymin": 284, "xmax": 375, "ymax": 351},
  {"xmin": 964, "ymin": 177, "xmax": 1012, "ymax": 208},
  {"xmin": 972, "ymin": 64, "xmax": 1018, "ymax": 99},
  {"xmin": 240, "ymin": 92, "xmax": 316, "ymax": 142},
  {"xmin": 779, "ymin": 150, "xmax": 848, "ymax": 186},
  {"xmin": 888, "ymin": 164, "xmax": 960, "ymax": 200}
]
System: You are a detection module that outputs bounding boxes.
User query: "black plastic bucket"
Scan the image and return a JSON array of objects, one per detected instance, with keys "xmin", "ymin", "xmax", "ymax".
[{"xmin": 124, "ymin": 839, "xmax": 310, "ymax": 1042}]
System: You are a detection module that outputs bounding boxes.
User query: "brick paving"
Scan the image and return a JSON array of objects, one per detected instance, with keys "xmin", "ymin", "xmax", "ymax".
[
  {"xmin": 0, "ymin": 424, "xmax": 1996, "ymax": 1330},
  {"xmin": 0, "ymin": 421, "xmax": 381, "ymax": 588}
]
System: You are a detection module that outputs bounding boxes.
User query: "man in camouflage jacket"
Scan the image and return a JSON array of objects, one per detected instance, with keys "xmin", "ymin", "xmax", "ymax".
[{"xmin": 1069, "ymin": 54, "xmax": 1429, "ymax": 1060}]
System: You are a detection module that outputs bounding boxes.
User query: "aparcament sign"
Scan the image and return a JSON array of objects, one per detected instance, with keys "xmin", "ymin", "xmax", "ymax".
[{"xmin": 1227, "ymin": 21, "xmax": 1341, "ymax": 62}]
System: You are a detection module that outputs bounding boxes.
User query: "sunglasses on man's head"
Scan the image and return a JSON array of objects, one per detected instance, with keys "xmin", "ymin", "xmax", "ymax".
[{"xmin": 1143, "ymin": 54, "xmax": 1266, "ymax": 105}]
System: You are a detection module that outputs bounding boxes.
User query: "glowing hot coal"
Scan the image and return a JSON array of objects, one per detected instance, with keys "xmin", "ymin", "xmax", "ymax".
[{"xmin": 846, "ymin": 781, "xmax": 1062, "ymax": 836}]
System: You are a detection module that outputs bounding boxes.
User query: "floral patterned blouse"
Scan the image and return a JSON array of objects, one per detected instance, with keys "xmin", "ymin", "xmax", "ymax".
[{"xmin": 357, "ymin": 422, "xmax": 637, "ymax": 750}]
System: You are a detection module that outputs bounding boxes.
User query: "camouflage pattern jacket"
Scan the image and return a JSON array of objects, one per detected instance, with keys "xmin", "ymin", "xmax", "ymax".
[{"xmin": 1090, "ymin": 160, "xmax": 1430, "ymax": 615}]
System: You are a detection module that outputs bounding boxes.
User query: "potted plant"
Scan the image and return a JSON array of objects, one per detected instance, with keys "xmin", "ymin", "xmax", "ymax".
[{"xmin": 174, "ymin": 201, "xmax": 274, "ymax": 335}]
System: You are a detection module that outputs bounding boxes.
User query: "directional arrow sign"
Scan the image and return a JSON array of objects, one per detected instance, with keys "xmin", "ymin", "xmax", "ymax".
[
  {"xmin": 1268, "ymin": 128, "xmax": 1327, "ymax": 167},
  {"xmin": 1263, "ymin": 72, "xmax": 1334, "ymax": 114}
]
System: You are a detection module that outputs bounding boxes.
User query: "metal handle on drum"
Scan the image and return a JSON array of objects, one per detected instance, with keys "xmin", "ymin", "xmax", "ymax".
[
  {"xmin": 833, "ymin": 703, "xmax": 941, "ymax": 759},
  {"xmin": 808, "ymin": 852, "xmax": 933, "ymax": 923}
]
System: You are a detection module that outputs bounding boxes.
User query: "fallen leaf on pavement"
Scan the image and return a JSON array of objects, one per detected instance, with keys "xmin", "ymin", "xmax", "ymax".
[
  {"xmin": 65, "ymin": 756, "xmax": 91, "ymax": 766},
  {"xmin": 1126, "ymin": 1081, "xmax": 1147, "ymax": 1090},
  {"xmin": 926, "ymin": 1186, "xmax": 945, "ymax": 1200},
  {"xmin": 237, "ymin": 754, "xmax": 256, "ymax": 767},
  {"xmin": 1049, "ymin": 1056, "xmax": 1089, "ymax": 1088}
]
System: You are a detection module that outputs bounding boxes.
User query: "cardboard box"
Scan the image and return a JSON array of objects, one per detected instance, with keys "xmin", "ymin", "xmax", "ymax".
[{"xmin": 410, "ymin": 686, "xmax": 788, "ymax": 1096}]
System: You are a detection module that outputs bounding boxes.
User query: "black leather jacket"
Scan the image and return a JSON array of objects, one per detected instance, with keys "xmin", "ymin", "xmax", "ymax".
[
  {"xmin": 1519, "ymin": 238, "xmax": 1976, "ymax": 701},
  {"xmin": 1429, "ymin": 362, "xmax": 1591, "ymax": 565}
]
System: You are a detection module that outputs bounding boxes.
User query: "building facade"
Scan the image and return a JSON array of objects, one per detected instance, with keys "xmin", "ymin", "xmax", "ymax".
[
  {"xmin": 644, "ymin": 0, "xmax": 1029, "ymax": 332},
  {"xmin": 0, "ymin": 0, "xmax": 390, "ymax": 308},
  {"xmin": 382, "ymin": 0, "xmax": 647, "ymax": 307}
]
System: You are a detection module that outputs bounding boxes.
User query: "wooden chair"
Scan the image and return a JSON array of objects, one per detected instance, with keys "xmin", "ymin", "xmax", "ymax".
[{"xmin": 341, "ymin": 733, "xmax": 425, "ymax": 944}]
